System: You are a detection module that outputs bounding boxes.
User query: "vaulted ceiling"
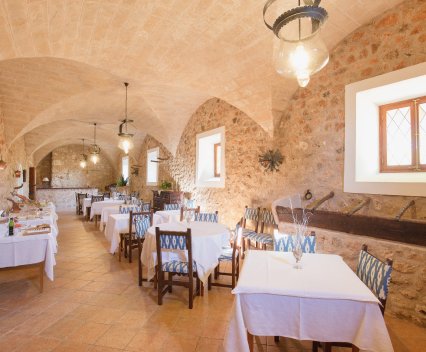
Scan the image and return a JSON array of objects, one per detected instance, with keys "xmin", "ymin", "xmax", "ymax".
[{"xmin": 0, "ymin": 0, "xmax": 404, "ymax": 164}]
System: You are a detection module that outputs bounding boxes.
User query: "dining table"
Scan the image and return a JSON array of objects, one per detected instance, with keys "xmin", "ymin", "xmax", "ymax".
[
  {"xmin": 0, "ymin": 222, "xmax": 57, "ymax": 286},
  {"xmin": 90, "ymin": 199, "xmax": 124, "ymax": 220},
  {"xmin": 141, "ymin": 221, "xmax": 230, "ymax": 284},
  {"xmin": 153, "ymin": 209, "xmax": 181, "ymax": 225},
  {"xmin": 224, "ymin": 250, "xmax": 394, "ymax": 352}
]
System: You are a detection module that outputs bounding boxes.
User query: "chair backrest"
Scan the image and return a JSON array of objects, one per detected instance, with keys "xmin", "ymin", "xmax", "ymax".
[
  {"xmin": 131, "ymin": 191, "xmax": 140, "ymax": 198},
  {"xmin": 164, "ymin": 203, "xmax": 180, "ymax": 211},
  {"xmin": 260, "ymin": 209, "xmax": 277, "ymax": 233},
  {"xmin": 273, "ymin": 232, "xmax": 316, "ymax": 253},
  {"xmin": 119, "ymin": 205, "xmax": 141, "ymax": 214},
  {"xmin": 155, "ymin": 227, "xmax": 194, "ymax": 275},
  {"xmin": 242, "ymin": 206, "xmax": 260, "ymax": 232},
  {"xmin": 356, "ymin": 244, "xmax": 393, "ymax": 314},
  {"xmin": 134, "ymin": 214, "xmax": 152, "ymax": 238},
  {"xmin": 117, "ymin": 194, "xmax": 126, "ymax": 200},
  {"xmin": 103, "ymin": 192, "xmax": 111, "ymax": 198},
  {"xmin": 77, "ymin": 193, "xmax": 87, "ymax": 204},
  {"xmin": 91, "ymin": 195, "xmax": 104, "ymax": 203},
  {"xmin": 129, "ymin": 210, "xmax": 153, "ymax": 237},
  {"xmin": 194, "ymin": 211, "xmax": 219, "ymax": 223},
  {"xmin": 141, "ymin": 202, "xmax": 151, "ymax": 211},
  {"xmin": 180, "ymin": 206, "xmax": 200, "ymax": 221}
]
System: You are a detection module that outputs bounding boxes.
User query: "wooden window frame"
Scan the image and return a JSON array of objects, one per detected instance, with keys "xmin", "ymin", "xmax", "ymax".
[
  {"xmin": 214, "ymin": 143, "xmax": 221, "ymax": 177},
  {"xmin": 379, "ymin": 96, "xmax": 426, "ymax": 173}
]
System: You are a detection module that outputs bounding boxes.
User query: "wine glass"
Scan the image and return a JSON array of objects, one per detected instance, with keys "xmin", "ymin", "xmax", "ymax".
[{"xmin": 292, "ymin": 235, "xmax": 303, "ymax": 269}]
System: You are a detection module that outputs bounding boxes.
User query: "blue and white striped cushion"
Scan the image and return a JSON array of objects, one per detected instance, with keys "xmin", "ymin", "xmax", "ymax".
[
  {"xmin": 159, "ymin": 234, "xmax": 187, "ymax": 250},
  {"xmin": 119, "ymin": 206, "xmax": 141, "ymax": 214},
  {"xmin": 219, "ymin": 247, "xmax": 235, "ymax": 261},
  {"xmin": 274, "ymin": 234, "xmax": 316, "ymax": 253},
  {"xmin": 262, "ymin": 209, "xmax": 276, "ymax": 225},
  {"xmin": 244, "ymin": 207, "xmax": 259, "ymax": 221},
  {"xmin": 162, "ymin": 260, "xmax": 197, "ymax": 273},
  {"xmin": 357, "ymin": 250, "xmax": 392, "ymax": 300},
  {"xmin": 194, "ymin": 212, "xmax": 218, "ymax": 223},
  {"xmin": 135, "ymin": 216, "xmax": 151, "ymax": 238},
  {"xmin": 164, "ymin": 203, "xmax": 180, "ymax": 210},
  {"xmin": 247, "ymin": 232, "xmax": 273, "ymax": 245}
]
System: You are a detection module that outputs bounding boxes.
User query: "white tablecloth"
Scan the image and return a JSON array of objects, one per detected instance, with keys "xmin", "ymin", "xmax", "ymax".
[
  {"xmin": 0, "ymin": 231, "xmax": 56, "ymax": 281},
  {"xmin": 141, "ymin": 221, "xmax": 229, "ymax": 284},
  {"xmin": 224, "ymin": 251, "xmax": 393, "ymax": 352},
  {"xmin": 90, "ymin": 200, "xmax": 124, "ymax": 220},
  {"xmin": 153, "ymin": 210, "xmax": 181, "ymax": 225},
  {"xmin": 83, "ymin": 197, "xmax": 109, "ymax": 216},
  {"xmin": 100, "ymin": 205, "xmax": 122, "ymax": 228},
  {"xmin": 106, "ymin": 214, "xmax": 129, "ymax": 254}
]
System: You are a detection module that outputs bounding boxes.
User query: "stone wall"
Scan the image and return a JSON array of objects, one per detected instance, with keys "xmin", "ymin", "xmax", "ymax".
[
  {"xmin": 36, "ymin": 152, "xmax": 52, "ymax": 185},
  {"xmin": 49, "ymin": 144, "xmax": 116, "ymax": 191},
  {"xmin": 0, "ymin": 119, "xmax": 31, "ymax": 210}
]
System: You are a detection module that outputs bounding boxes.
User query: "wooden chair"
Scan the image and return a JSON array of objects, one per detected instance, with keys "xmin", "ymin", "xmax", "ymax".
[
  {"xmin": 312, "ymin": 244, "xmax": 393, "ymax": 352},
  {"xmin": 155, "ymin": 227, "xmax": 201, "ymax": 309},
  {"xmin": 119, "ymin": 209, "xmax": 153, "ymax": 263},
  {"xmin": 91, "ymin": 195, "xmax": 104, "ymax": 226},
  {"xmin": 180, "ymin": 206, "xmax": 200, "ymax": 221},
  {"xmin": 164, "ymin": 203, "xmax": 181, "ymax": 210},
  {"xmin": 240, "ymin": 206, "xmax": 260, "ymax": 258},
  {"xmin": 76, "ymin": 193, "xmax": 87, "ymax": 215},
  {"xmin": 246, "ymin": 208, "xmax": 276, "ymax": 250},
  {"xmin": 135, "ymin": 216, "xmax": 152, "ymax": 286},
  {"xmin": 194, "ymin": 211, "xmax": 219, "ymax": 223},
  {"xmin": 141, "ymin": 201, "xmax": 151, "ymax": 211},
  {"xmin": 102, "ymin": 191, "xmax": 111, "ymax": 198},
  {"xmin": 211, "ymin": 224, "xmax": 241, "ymax": 289}
]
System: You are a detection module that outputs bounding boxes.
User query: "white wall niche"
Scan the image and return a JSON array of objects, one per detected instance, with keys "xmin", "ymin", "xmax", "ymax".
[{"xmin": 146, "ymin": 147, "xmax": 159, "ymax": 186}]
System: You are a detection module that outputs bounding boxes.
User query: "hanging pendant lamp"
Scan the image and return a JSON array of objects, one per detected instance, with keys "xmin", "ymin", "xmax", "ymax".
[
  {"xmin": 263, "ymin": 0, "xmax": 329, "ymax": 87},
  {"xmin": 89, "ymin": 123, "xmax": 101, "ymax": 165},
  {"xmin": 118, "ymin": 82, "xmax": 134, "ymax": 154}
]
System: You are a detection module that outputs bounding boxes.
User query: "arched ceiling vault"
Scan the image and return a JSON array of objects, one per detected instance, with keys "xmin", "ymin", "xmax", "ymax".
[{"xmin": 0, "ymin": 0, "xmax": 405, "ymax": 159}]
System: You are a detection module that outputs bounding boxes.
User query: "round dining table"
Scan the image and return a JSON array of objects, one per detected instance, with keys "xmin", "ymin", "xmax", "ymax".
[{"xmin": 141, "ymin": 221, "xmax": 230, "ymax": 285}]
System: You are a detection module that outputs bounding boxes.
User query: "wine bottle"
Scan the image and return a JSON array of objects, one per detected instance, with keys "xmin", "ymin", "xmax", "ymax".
[{"xmin": 8, "ymin": 217, "xmax": 14, "ymax": 236}]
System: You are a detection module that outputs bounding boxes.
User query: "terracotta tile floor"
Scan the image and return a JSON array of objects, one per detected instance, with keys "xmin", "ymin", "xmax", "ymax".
[{"xmin": 0, "ymin": 212, "xmax": 424, "ymax": 351}]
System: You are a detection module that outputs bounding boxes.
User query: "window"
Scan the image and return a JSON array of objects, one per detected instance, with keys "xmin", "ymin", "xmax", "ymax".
[
  {"xmin": 146, "ymin": 147, "xmax": 159, "ymax": 186},
  {"xmin": 196, "ymin": 127, "xmax": 225, "ymax": 188},
  {"xmin": 344, "ymin": 61, "xmax": 426, "ymax": 197},
  {"xmin": 214, "ymin": 143, "xmax": 221, "ymax": 177},
  {"xmin": 379, "ymin": 96, "xmax": 426, "ymax": 172},
  {"xmin": 122, "ymin": 156, "xmax": 129, "ymax": 180}
]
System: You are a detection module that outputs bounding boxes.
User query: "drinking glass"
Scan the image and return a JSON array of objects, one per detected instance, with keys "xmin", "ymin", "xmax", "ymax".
[{"xmin": 292, "ymin": 234, "xmax": 303, "ymax": 269}]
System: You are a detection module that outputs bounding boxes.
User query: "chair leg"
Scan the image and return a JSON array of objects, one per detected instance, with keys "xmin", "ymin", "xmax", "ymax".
[
  {"xmin": 312, "ymin": 341, "xmax": 319, "ymax": 352},
  {"xmin": 208, "ymin": 274, "xmax": 212, "ymax": 290},
  {"xmin": 188, "ymin": 275, "xmax": 194, "ymax": 309},
  {"xmin": 214, "ymin": 265, "xmax": 219, "ymax": 279},
  {"xmin": 247, "ymin": 332, "xmax": 254, "ymax": 352},
  {"xmin": 231, "ymin": 258, "xmax": 236, "ymax": 289},
  {"xmin": 157, "ymin": 271, "xmax": 163, "ymax": 306},
  {"xmin": 324, "ymin": 342, "xmax": 331, "ymax": 352},
  {"xmin": 138, "ymin": 239, "xmax": 143, "ymax": 286},
  {"xmin": 153, "ymin": 271, "xmax": 157, "ymax": 289},
  {"xmin": 196, "ymin": 276, "xmax": 200, "ymax": 296},
  {"xmin": 274, "ymin": 336, "xmax": 280, "ymax": 343},
  {"xmin": 168, "ymin": 272, "xmax": 173, "ymax": 293},
  {"xmin": 242, "ymin": 237, "xmax": 246, "ymax": 259},
  {"xmin": 128, "ymin": 237, "xmax": 133, "ymax": 263},
  {"xmin": 352, "ymin": 345, "xmax": 360, "ymax": 352},
  {"xmin": 118, "ymin": 234, "xmax": 123, "ymax": 262}
]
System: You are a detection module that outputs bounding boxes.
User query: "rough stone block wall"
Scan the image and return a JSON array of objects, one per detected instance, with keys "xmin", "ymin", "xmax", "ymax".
[
  {"xmin": 0, "ymin": 119, "xmax": 31, "ymax": 210},
  {"xmin": 50, "ymin": 144, "xmax": 116, "ymax": 191}
]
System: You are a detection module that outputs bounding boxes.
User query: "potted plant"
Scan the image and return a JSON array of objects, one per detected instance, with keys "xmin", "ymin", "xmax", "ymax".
[
  {"xmin": 117, "ymin": 175, "xmax": 128, "ymax": 187},
  {"xmin": 159, "ymin": 180, "xmax": 172, "ymax": 190}
]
